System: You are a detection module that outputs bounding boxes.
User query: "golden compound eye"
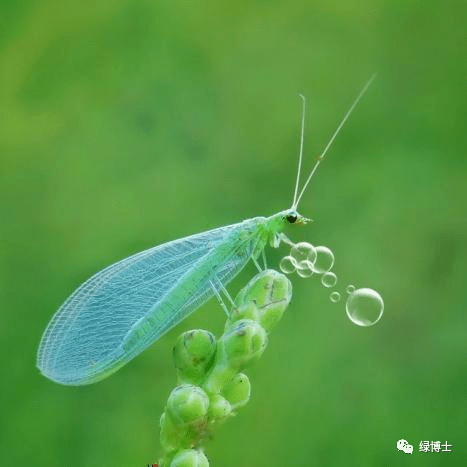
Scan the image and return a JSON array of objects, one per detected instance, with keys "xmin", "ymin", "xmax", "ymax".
[{"xmin": 286, "ymin": 215, "xmax": 297, "ymax": 224}]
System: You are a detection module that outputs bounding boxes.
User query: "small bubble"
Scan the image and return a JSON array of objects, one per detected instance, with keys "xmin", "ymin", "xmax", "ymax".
[
  {"xmin": 307, "ymin": 247, "xmax": 317, "ymax": 264},
  {"xmin": 346, "ymin": 288, "xmax": 384, "ymax": 327},
  {"xmin": 279, "ymin": 256, "xmax": 297, "ymax": 274},
  {"xmin": 330, "ymin": 291, "xmax": 341, "ymax": 303},
  {"xmin": 290, "ymin": 242, "xmax": 316, "ymax": 264},
  {"xmin": 321, "ymin": 272, "xmax": 337, "ymax": 288},
  {"xmin": 346, "ymin": 284, "xmax": 356, "ymax": 294},
  {"xmin": 296, "ymin": 261, "xmax": 314, "ymax": 278},
  {"xmin": 312, "ymin": 246, "xmax": 335, "ymax": 274},
  {"xmin": 296, "ymin": 259, "xmax": 314, "ymax": 270}
]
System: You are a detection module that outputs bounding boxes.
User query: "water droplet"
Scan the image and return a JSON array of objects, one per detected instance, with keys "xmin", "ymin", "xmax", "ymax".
[
  {"xmin": 346, "ymin": 284, "xmax": 356, "ymax": 294},
  {"xmin": 311, "ymin": 246, "xmax": 334, "ymax": 273},
  {"xmin": 330, "ymin": 291, "xmax": 341, "ymax": 303},
  {"xmin": 321, "ymin": 272, "xmax": 337, "ymax": 288},
  {"xmin": 296, "ymin": 261, "xmax": 314, "ymax": 278},
  {"xmin": 307, "ymin": 247, "xmax": 317, "ymax": 264},
  {"xmin": 279, "ymin": 256, "xmax": 297, "ymax": 274},
  {"xmin": 290, "ymin": 242, "xmax": 316, "ymax": 264},
  {"xmin": 346, "ymin": 288, "xmax": 384, "ymax": 327}
]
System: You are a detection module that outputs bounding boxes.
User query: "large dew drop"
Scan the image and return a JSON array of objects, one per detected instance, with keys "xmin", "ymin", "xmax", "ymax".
[{"xmin": 345, "ymin": 288, "xmax": 384, "ymax": 327}]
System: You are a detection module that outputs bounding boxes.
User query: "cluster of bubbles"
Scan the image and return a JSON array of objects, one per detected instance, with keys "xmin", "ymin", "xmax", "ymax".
[{"xmin": 279, "ymin": 242, "xmax": 384, "ymax": 327}]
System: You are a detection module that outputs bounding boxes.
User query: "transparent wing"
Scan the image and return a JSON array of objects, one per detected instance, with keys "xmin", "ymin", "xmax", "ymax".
[{"xmin": 37, "ymin": 220, "xmax": 258, "ymax": 385}]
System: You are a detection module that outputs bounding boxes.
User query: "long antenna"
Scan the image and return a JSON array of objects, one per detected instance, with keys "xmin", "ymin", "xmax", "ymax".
[
  {"xmin": 292, "ymin": 94, "xmax": 306, "ymax": 209},
  {"xmin": 294, "ymin": 74, "xmax": 376, "ymax": 209}
]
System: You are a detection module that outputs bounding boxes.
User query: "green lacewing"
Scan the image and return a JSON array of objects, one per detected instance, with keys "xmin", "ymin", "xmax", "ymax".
[{"xmin": 37, "ymin": 76, "xmax": 375, "ymax": 385}]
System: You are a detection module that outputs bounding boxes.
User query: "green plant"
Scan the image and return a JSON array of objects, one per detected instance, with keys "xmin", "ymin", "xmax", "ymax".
[{"xmin": 158, "ymin": 269, "xmax": 292, "ymax": 466}]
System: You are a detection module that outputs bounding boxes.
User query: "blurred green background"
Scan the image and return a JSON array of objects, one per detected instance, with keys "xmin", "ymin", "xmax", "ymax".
[{"xmin": 1, "ymin": 0, "xmax": 466, "ymax": 465}]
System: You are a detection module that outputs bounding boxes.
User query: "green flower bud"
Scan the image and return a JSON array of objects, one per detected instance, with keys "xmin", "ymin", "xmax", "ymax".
[
  {"xmin": 222, "ymin": 319, "xmax": 267, "ymax": 368},
  {"xmin": 208, "ymin": 394, "xmax": 232, "ymax": 420},
  {"xmin": 173, "ymin": 330, "xmax": 216, "ymax": 384},
  {"xmin": 225, "ymin": 302, "xmax": 259, "ymax": 331},
  {"xmin": 268, "ymin": 270, "xmax": 292, "ymax": 303},
  {"xmin": 203, "ymin": 320, "xmax": 267, "ymax": 394},
  {"xmin": 222, "ymin": 373, "xmax": 251, "ymax": 409},
  {"xmin": 170, "ymin": 449, "xmax": 209, "ymax": 467},
  {"xmin": 167, "ymin": 385, "xmax": 209, "ymax": 425},
  {"xmin": 234, "ymin": 269, "xmax": 278, "ymax": 307},
  {"xmin": 232, "ymin": 270, "xmax": 292, "ymax": 331},
  {"xmin": 259, "ymin": 299, "xmax": 289, "ymax": 332},
  {"xmin": 160, "ymin": 412, "xmax": 187, "ymax": 453}
]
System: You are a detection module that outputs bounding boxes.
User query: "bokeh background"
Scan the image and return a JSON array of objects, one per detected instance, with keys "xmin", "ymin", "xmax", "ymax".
[{"xmin": 1, "ymin": 0, "xmax": 466, "ymax": 465}]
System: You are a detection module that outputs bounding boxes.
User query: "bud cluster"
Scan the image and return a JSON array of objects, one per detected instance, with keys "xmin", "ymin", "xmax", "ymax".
[{"xmin": 157, "ymin": 269, "xmax": 292, "ymax": 466}]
